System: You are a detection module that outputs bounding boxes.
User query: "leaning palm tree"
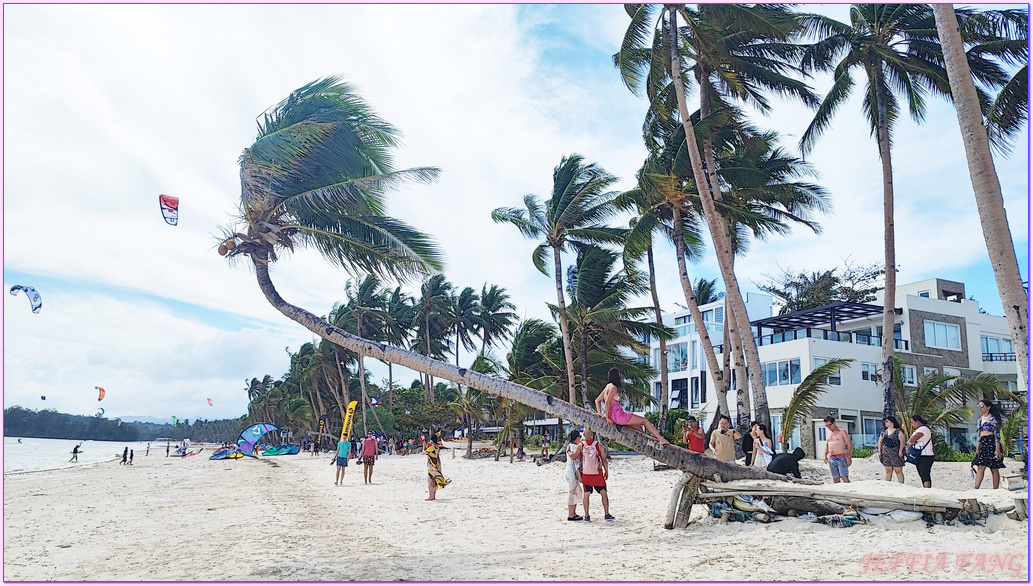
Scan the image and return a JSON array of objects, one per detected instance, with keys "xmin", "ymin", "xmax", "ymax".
[
  {"xmin": 932, "ymin": 5, "xmax": 1029, "ymax": 392},
  {"xmin": 491, "ymin": 154, "xmax": 625, "ymax": 406},
  {"xmin": 779, "ymin": 358, "xmax": 856, "ymax": 452},
  {"xmin": 220, "ymin": 76, "xmax": 781, "ymax": 482},
  {"xmin": 799, "ymin": 4, "xmax": 1012, "ymax": 418}
]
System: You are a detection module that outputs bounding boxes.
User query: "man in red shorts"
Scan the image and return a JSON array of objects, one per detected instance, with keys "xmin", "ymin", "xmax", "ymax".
[
  {"xmin": 361, "ymin": 431, "xmax": 379, "ymax": 484},
  {"xmin": 580, "ymin": 429, "xmax": 614, "ymax": 522}
]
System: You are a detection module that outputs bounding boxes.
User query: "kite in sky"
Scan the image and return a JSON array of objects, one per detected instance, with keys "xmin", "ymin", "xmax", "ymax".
[
  {"xmin": 159, "ymin": 194, "xmax": 179, "ymax": 226},
  {"xmin": 40, "ymin": 396, "xmax": 46, "ymax": 401},
  {"xmin": 97, "ymin": 408, "xmax": 105, "ymax": 416},
  {"xmin": 207, "ymin": 398, "xmax": 213, "ymax": 406},
  {"xmin": 9, "ymin": 285, "xmax": 42, "ymax": 313},
  {"xmin": 96, "ymin": 386, "xmax": 106, "ymax": 401}
]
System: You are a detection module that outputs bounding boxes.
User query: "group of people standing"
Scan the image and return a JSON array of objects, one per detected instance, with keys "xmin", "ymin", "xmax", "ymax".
[{"xmin": 334, "ymin": 431, "xmax": 383, "ymax": 486}]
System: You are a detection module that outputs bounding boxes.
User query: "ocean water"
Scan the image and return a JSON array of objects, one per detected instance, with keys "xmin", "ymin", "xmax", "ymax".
[{"xmin": 3, "ymin": 437, "xmax": 162, "ymax": 474}]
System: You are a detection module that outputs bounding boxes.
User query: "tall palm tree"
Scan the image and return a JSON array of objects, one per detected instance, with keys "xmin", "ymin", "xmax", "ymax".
[
  {"xmin": 692, "ymin": 278, "xmax": 723, "ymax": 306},
  {"xmin": 412, "ymin": 274, "xmax": 453, "ymax": 401},
  {"xmin": 798, "ymin": 4, "xmax": 1012, "ymax": 418},
  {"xmin": 222, "ymin": 77, "xmax": 782, "ymax": 480},
  {"xmin": 563, "ymin": 245, "xmax": 665, "ymax": 409},
  {"xmin": 475, "ymin": 284, "xmax": 518, "ymax": 355},
  {"xmin": 932, "ymin": 4, "xmax": 1029, "ymax": 392},
  {"xmin": 616, "ymin": 4, "xmax": 817, "ymax": 431},
  {"xmin": 381, "ymin": 285, "xmax": 415, "ymax": 407},
  {"xmin": 447, "ymin": 286, "xmax": 481, "ymax": 367},
  {"xmin": 342, "ymin": 275, "xmax": 387, "ymax": 432},
  {"xmin": 492, "ymin": 154, "xmax": 624, "ymax": 406}
]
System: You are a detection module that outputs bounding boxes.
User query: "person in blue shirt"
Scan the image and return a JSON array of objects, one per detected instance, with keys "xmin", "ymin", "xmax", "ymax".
[{"xmin": 335, "ymin": 436, "xmax": 351, "ymax": 485}]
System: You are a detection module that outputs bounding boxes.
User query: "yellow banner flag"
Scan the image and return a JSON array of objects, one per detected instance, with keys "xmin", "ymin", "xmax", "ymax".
[{"xmin": 340, "ymin": 401, "xmax": 358, "ymax": 441}]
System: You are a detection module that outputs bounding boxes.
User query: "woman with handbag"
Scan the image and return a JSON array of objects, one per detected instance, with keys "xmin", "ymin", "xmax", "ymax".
[
  {"xmin": 906, "ymin": 415, "xmax": 935, "ymax": 488},
  {"xmin": 876, "ymin": 417, "xmax": 906, "ymax": 483},
  {"xmin": 972, "ymin": 399, "xmax": 1006, "ymax": 489}
]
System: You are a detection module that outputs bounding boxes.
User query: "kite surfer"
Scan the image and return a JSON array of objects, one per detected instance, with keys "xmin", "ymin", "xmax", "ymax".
[{"xmin": 69, "ymin": 442, "xmax": 82, "ymax": 462}]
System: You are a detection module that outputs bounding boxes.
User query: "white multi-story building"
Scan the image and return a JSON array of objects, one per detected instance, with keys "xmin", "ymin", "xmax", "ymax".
[{"xmin": 644, "ymin": 278, "xmax": 1025, "ymax": 458}]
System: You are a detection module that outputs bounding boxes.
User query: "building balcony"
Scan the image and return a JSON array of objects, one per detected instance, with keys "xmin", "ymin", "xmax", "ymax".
[
  {"xmin": 982, "ymin": 352, "xmax": 1016, "ymax": 362},
  {"xmin": 755, "ymin": 327, "xmax": 909, "ymax": 351}
]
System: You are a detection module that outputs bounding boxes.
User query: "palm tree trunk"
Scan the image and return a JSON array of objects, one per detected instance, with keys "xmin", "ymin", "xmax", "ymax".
[
  {"xmin": 552, "ymin": 245, "xmax": 579, "ymax": 405},
  {"xmin": 933, "ymin": 4, "xmax": 1030, "ymax": 393},
  {"xmin": 388, "ymin": 363, "xmax": 394, "ymax": 409},
  {"xmin": 717, "ymin": 308, "xmax": 732, "ymax": 421},
  {"xmin": 873, "ymin": 69, "xmax": 898, "ymax": 420},
  {"xmin": 359, "ymin": 354, "xmax": 369, "ymax": 434},
  {"xmin": 250, "ymin": 255, "xmax": 783, "ymax": 481},
  {"xmin": 579, "ymin": 326, "xmax": 591, "ymax": 408},
  {"xmin": 729, "ymin": 311, "xmax": 751, "ymax": 429},
  {"xmin": 668, "ymin": 6, "xmax": 770, "ymax": 430},
  {"xmin": 647, "ymin": 244, "xmax": 671, "ymax": 434},
  {"xmin": 321, "ymin": 363, "xmax": 346, "ymax": 433},
  {"xmin": 672, "ymin": 206, "xmax": 724, "ymax": 391}
]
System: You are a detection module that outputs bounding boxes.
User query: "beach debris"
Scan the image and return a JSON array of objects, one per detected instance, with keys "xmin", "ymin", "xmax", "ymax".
[
  {"xmin": 95, "ymin": 386, "xmax": 105, "ymax": 401},
  {"xmin": 9, "ymin": 285, "xmax": 42, "ymax": 313},
  {"xmin": 887, "ymin": 510, "xmax": 924, "ymax": 523},
  {"xmin": 814, "ymin": 510, "xmax": 868, "ymax": 528},
  {"xmin": 159, "ymin": 194, "xmax": 179, "ymax": 226}
]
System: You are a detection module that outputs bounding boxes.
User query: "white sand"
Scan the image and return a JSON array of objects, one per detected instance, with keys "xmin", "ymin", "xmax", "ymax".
[{"xmin": 3, "ymin": 447, "xmax": 1028, "ymax": 581}]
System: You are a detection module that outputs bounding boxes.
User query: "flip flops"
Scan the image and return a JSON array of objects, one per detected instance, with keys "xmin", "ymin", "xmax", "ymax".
[{"xmin": 567, "ymin": 515, "xmax": 584, "ymax": 521}]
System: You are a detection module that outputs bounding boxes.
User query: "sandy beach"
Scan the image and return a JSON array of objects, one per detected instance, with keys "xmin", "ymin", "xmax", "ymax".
[{"xmin": 3, "ymin": 447, "xmax": 1028, "ymax": 581}]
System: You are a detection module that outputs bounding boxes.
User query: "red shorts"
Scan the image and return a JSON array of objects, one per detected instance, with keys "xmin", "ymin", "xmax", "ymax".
[{"xmin": 582, "ymin": 472, "xmax": 606, "ymax": 491}]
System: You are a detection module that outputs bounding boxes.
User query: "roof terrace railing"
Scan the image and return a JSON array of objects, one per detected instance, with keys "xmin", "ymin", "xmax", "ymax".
[{"xmin": 755, "ymin": 328, "xmax": 909, "ymax": 351}]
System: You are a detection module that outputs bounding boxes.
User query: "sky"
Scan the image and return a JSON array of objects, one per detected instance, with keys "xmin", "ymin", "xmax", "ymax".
[{"xmin": 3, "ymin": 4, "xmax": 1028, "ymax": 423}]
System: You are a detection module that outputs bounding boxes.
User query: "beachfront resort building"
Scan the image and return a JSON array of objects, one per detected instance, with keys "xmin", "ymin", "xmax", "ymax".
[{"xmin": 642, "ymin": 278, "xmax": 1025, "ymax": 458}]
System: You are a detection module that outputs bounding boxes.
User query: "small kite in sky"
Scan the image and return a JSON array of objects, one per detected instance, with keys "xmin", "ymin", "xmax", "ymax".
[
  {"xmin": 97, "ymin": 408, "xmax": 105, "ymax": 416},
  {"xmin": 207, "ymin": 398, "xmax": 213, "ymax": 406},
  {"xmin": 10, "ymin": 285, "xmax": 42, "ymax": 313},
  {"xmin": 40, "ymin": 396, "xmax": 46, "ymax": 401},
  {"xmin": 96, "ymin": 386, "xmax": 106, "ymax": 401},
  {"xmin": 172, "ymin": 416, "xmax": 178, "ymax": 425},
  {"xmin": 159, "ymin": 194, "xmax": 179, "ymax": 226}
]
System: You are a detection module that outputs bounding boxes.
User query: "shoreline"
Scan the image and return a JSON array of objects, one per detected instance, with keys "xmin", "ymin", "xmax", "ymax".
[{"xmin": 3, "ymin": 450, "xmax": 1027, "ymax": 581}]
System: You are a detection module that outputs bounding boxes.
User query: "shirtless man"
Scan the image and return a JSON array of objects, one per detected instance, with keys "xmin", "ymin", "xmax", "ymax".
[{"xmin": 823, "ymin": 416, "xmax": 852, "ymax": 483}]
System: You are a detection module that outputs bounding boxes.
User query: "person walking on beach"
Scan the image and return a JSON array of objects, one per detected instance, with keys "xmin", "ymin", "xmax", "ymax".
[
  {"xmin": 709, "ymin": 416, "xmax": 740, "ymax": 463},
  {"xmin": 361, "ymin": 431, "xmax": 379, "ymax": 484},
  {"xmin": 424, "ymin": 435, "xmax": 450, "ymax": 500},
  {"xmin": 335, "ymin": 435, "xmax": 351, "ymax": 486},
  {"xmin": 145, "ymin": 442, "xmax": 150, "ymax": 456},
  {"xmin": 876, "ymin": 417, "xmax": 906, "ymax": 483},
  {"xmin": 128, "ymin": 449, "xmax": 134, "ymax": 465},
  {"xmin": 541, "ymin": 433, "xmax": 550, "ymax": 459},
  {"xmin": 596, "ymin": 368, "xmax": 669, "ymax": 445},
  {"xmin": 682, "ymin": 417, "xmax": 705, "ymax": 454},
  {"xmin": 166, "ymin": 442, "xmax": 170, "ymax": 457},
  {"xmin": 69, "ymin": 442, "xmax": 82, "ymax": 463},
  {"xmin": 907, "ymin": 415, "xmax": 935, "ymax": 488},
  {"xmin": 822, "ymin": 416, "xmax": 851, "ymax": 483},
  {"xmin": 121, "ymin": 447, "xmax": 128, "ymax": 465},
  {"xmin": 580, "ymin": 429, "xmax": 614, "ymax": 522},
  {"xmin": 972, "ymin": 399, "xmax": 1006, "ymax": 489},
  {"xmin": 564, "ymin": 429, "xmax": 584, "ymax": 521}
]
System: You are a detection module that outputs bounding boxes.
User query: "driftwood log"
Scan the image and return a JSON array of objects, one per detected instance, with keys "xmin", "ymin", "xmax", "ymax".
[
  {"xmin": 766, "ymin": 496, "xmax": 845, "ymax": 516},
  {"xmin": 699, "ymin": 480, "xmax": 964, "ymax": 513}
]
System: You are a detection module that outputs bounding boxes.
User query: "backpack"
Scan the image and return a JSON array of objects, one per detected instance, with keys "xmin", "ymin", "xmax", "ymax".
[{"xmin": 582, "ymin": 441, "xmax": 601, "ymax": 475}]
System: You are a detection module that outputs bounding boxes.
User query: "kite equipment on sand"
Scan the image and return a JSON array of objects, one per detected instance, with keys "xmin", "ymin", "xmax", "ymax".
[
  {"xmin": 236, "ymin": 422, "xmax": 277, "ymax": 458},
  {"xmin": 159, "ymin": 194, "xmax": 179, "ymax": 226},
  {"xmin": 10, "ymin": 285, "xmax": 42, "ymax": 313}
]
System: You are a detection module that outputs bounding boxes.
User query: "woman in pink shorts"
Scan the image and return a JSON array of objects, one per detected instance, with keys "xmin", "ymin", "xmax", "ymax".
[{"xmin": 595, "ymin": 368, "xmax": 670, "ymax": 445}]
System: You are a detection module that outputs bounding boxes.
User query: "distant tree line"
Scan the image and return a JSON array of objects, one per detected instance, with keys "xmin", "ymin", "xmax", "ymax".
[{"xmin": 3, "ymin": 407, "xmax": 247, "ymax": 444}]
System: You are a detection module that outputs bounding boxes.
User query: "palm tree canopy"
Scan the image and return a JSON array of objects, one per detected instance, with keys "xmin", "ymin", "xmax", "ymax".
[
  {"xmin": 476, "ymin": 284, "xmax": 519, "ymax": 352},
  {"xmin": 227, "ymin": 76, "xmax": 444, "ymax": 281}
]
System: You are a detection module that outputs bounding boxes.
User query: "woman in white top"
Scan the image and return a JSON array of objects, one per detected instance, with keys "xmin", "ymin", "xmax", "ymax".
[
  {"xmin": 564, "ymin": 430, "xmax": 584, "ymax": 521},
  {"xmin": 751, "ymin": 423, "xmax": 774, "ymax": 469},
  {"xmin": 907, "ymin": 415, "xmax": 935, "ymax": 488}
]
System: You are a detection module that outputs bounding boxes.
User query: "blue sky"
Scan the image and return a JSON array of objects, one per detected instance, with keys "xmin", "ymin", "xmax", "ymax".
[{"xmin": 3, "ymin": 4, "xmax": 1028, "ymax": 422}]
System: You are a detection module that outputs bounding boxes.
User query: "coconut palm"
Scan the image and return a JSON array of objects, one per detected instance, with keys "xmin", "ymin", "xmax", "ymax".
[
  {"xmin": 932, "ymin": 5, "xmax": 1029, "ymax": 392},
  {"xmin": 475, "ymin": 284, "xmax": 518, "ymax": 355},
  {"xmin": 692, "ymin": 278, "xmax": 723, "ymax": 306},
  {"xmin": 779, "ymin": 358, "xmax": 856, "ymax": 452},
  {"xmin": 888, "ymin": 357, "xmax": 1009, "ymax": 438},
  {"xmin": 447, "ymin": 286, "xmax": 481, "ymax": 367},
  {"xmin": 798, "ymin": 4, "xmax": 1013, "ymax": 419},
  {"xmin": 412, "ymin": 274, "xmax": 453, "ymax": 401},
  {"xmin": 223, "ymin": 77, "xmax": 782, "ymax": 481},
  {"xmin": 381, "ymin": 285, "xmax": 415, "ymax": 407},
  {"xmin": 491, "ymin": 154, "xmax": 624, "ymax": 406}
]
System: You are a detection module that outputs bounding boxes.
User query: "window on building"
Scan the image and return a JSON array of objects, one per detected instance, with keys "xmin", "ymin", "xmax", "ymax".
[
  {"xmin": 981, "ymin": 336, "xmax": 1012, "ymax": 355},
  {"xmin": 653, "ymin": 382, "xmax": 662, "ymax": 401},
  {"xmin": 671, "ymin": 378, "xmax": 688, "ymax": 409},
  {"xmin": 675, "ymin": 315, "xmax": 691, "ymax": 325},
  {"xmin": 923, "ymin": 367, "xmax": 937, "ymax": 376},
  {"xmin": 701, "ymin": 309, "xmax": 713, "ymax": 322},
  {"xmin": 778, "ymin": 360, "xmax": 791, "ymax": 385},
  {"xmin": 764, "ymin": 362, "xmax": 778, "ymax": 386},
  {"xmin": 668, "ymin": 343, "xmax": 688, "ymax": 372},
  {"xmin": 860, "ymin": 362, "xmax": 879, "ymax": 382},
  {"xmin": 761, "ymin": 359, "xmax": 801, "ymax": 386},
  {"xmin": 924, "ymin": 320, "xmax": 961, "ymax": 350},
  {"xmin": 715, "ymin": 306, "xmax": 724, "ymax": 324},
  {"xmin": 817, "ymin": 427, "xmax": 826, "ymax": 442},
  {"xmin": 690, "ymin": 377, "xmax": 701, "ymax": 409},
  {"xmin": 690, "ymin": 340, "xmax": 698, "ymax": 370},
  {"xmin": 730, "ymin": 369, "xmax": 737, "ymax": 391},
  {"xmin": 863, "ymin": 417, "xmax": 880, "ymax": 447},
  {"xmin": 789, "ymin": 360, "xmax": 801, "ymax": 384},
  {"xmin": 771, "ymin": 414, "xmax": 782, "ymax": 444},
  {"xmin": 700, "ymin": 375, "xmax": 707, "ymax": 404},
  {"xmin": 918, "ymin": 291, "xmax": 930, "ymax": 298},
  {"xmin": 901, "ymin": 365, "xmax": 917, "ymax": 386},
  {"xmin": 652, "ymin": 349, "xmax": 660, "ymax": 369},
  {"xmin": 813, "ymin": 357, "xmax": 842, "ymax": 386}
]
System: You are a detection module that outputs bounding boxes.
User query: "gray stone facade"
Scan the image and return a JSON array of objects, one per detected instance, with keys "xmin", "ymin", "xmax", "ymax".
[{"xmin": 908, "ymin": 309, "xmax": 970, "ymax": 369}]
